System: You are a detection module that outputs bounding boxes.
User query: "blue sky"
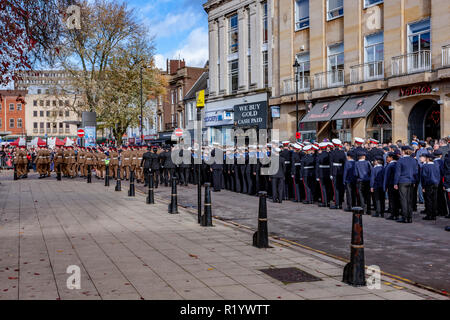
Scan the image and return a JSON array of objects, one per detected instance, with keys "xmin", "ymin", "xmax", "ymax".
[{"xmin": 126, "ymin": 0, "xmax": 209, "ymax": 70}]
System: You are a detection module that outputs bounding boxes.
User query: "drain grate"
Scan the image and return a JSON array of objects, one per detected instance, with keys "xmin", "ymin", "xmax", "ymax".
[{"xmin": 259, "ymin": 267, "xmax": 322, "ymax": 284}]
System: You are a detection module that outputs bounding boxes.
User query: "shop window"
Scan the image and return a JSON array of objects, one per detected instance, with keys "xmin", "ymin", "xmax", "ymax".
[
  {"xmin": 295, "ymin": 0, "xmax": 309, "ymax": 30},
  {"xmin": 327, "ymin": 0, "xmax": 343, "ymax": 21}
]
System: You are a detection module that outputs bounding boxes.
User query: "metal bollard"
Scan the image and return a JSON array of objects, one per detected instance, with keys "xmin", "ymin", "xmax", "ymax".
[
  {"xmin": 146, "ymin": 171, "xmax": 155, "ymax": 204},
  {"xmin": 201, "ymin": 183, "xmax": 213, "ymax": 227},
  {"xmin": 168, "ymin": 177, "xmax": 179, "ymax": 214},
  {"xmin": 57, "ymin": 164, "xmax": 62, "ymax": 181},
  {"xmin": 115, "ymin": 167, "xmax": 122, "ymax": 191},
  {"xmin": 342, "ymin": 207, "xmax": 366, "ymax": 287},
  {"xmin": 197, "ymin": 164, "xmax": 202, "ymax": 224},
  {"xmin": 253, "ymin": 191, "xmax": 270, "ymax": 248},
  {"xmin": 128, "ymin": 170, "xmax": 135, "ymax": 197},
  {"xmin": 87, "ymin": 165, "xmax": 92, "ymax": 183},
  {"xmin": 13, "ymin": 164, "xmax": 18, "ymax": 181},
  {"xmin": 105, "ymin": 166, "xmax": 110, "ymax": 187}
]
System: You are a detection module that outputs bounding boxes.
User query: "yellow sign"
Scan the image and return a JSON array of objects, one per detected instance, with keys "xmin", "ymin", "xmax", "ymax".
[{"xmin": 196, "ymin": 90, "xmax": 205, "ymax": 108}]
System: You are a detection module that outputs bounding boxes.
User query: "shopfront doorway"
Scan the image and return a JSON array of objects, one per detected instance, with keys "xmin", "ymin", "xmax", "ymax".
[{"xmin": 408, "ymin": 99, "xmax": 440, "ymax": 141}]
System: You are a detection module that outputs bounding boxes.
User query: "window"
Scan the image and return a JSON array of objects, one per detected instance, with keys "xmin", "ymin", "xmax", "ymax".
[
  {"xmin": 9, "ymin": 118, "xmax": 14, "ymax": 128},
  {"xmin": 46, "ymin": 111, "xmax": 50, "ymax": 117},
  {"xmin": 65, "ymin": 111, "xmax": 70, "ymax": 117},
  {"xmin": 408, "ymin": 19, "xmax": 431, "ymax": 53},
  {"xmin": 40, "ymin": 100, "xmax": 44, "ymax": 107},
  {"xmin": 53, "ymin": 100, "xmax": 57, "ymax": 107},
  {"xmin": 327, "ymin": 0, "xmax": 343, "ymax": 20},
  {"xmin": 229, "ymin": 60, "xmax": 239, "ymax": 94},
  {"xmin": 17, "ymin": 119, "xmax": 22, "ymax": 128},
  {"xmin": 46, "ymin": 100, "xmax": 50, "ymax": 107},
  {"xmin": 37, "ymin": 89, "xmax": 41, "ymax": 94},
  {"xmin": 262, "ymin": 2, "xmax": 268, "ymax": 43},
  {"xmin": 9, "ymin": 103, "xmax": 14, "ymax": 111},
  {"xmin": 33, "ymin": 100, "xmax": 37, "ymax": 107},
  {"xmin": 17, "ymin": 103, "xmax": 21, "ymax": 111},
  {"xmin": 59, "ymin": 111, "xmax": 63, "ymax": 117},
  {"xmin": 295, "ymin": 0, "xmax": 309, "ymax": 30},
  {"xmin": 33, "ymin": 111, "xmax": 38, "ymax": 117},
  {"xmin": 59, "ymin": 100, "xmax": 63, "ymax": 107},
  {"xmin": 328, "ymin": 43, "xmax": 344, "ymax": 85},
  {"xmin": 364, "ymin": 32, "xmax": 384, "ymax": 79},
  {"xmin": 40, "ymin": 111, "xmax": 44, "ymax": 117},
  {"xmin": 295, "ymin": 52, "xmax": 310, "ymax": 89},
  {"xmin": 263, "ymin": 51, "xmax": 269, "ymax": 88},
  {"xmin": 45, "ymin": 89, "xmax": 49, "ymax": 94},
  {"xmin": 229, "ymin": 14, "xmax": 239, "ymax": 54},
  {"xmin": 364, "ymin": 0, "xmax": 383, "ymax": 8}
]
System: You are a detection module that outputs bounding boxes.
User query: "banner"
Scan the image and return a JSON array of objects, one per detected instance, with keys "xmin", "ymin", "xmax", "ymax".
[{"xmin": 84, "ymin": 126, "xmax": 96, "ymax": 147}]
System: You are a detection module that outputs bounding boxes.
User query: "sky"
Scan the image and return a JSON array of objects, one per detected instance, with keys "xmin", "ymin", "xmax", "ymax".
[{"xmin": 125, "ymin": 0, "xmax": 209, "ymax": 70}]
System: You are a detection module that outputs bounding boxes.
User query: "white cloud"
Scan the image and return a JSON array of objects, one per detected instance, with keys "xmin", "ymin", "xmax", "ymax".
[
  {"xmin": 148, "ymin": 8, "xmax": 202, "ymax": 39},
  {"xmin": 154, "ymin": 54, "xmax": 166, "ymax": 70}
]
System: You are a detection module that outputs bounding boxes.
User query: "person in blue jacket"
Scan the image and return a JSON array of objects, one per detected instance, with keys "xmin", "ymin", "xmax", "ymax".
[
  {"xmin": 394, "ymin": 146, "xmax": 419, "ymax": 223},
  {"xmin": 343, "ymin": 150, "xmax": 357, "ymax": 212},
  {"xmin": 355, "ymin": 150, "xmax": 372, "ymax": 215},
  {"xmin": 384, "ymin": 152, "xmax": 400, "ymax": 220},
  {"xmin": 421, "ymin": 153, "xmax": 440, "ymax": 220},
  {"xmin": 370, "ymin": 156, "xmax": 385, "ymax": 217}
]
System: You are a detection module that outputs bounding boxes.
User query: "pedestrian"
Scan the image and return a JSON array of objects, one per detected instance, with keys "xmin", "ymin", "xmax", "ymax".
[
  {"xmin": 384, "ymin": 152, "xmax": 400, "ymax": 220},
  {"xmin": 355, "ymin": 150, "xmax": 372, "ymax": 215},
  {"xmin": 421, "ymin": 153, "xmax": 440, "ymax": 220},
  {"xmin": 370, "ymin": 156, "xmax": 385, "ymax": 217},
  {"xmin": 270, "ymin": 147, "xmax": 286, "ymax": 203},
  {"xmin": 343, "ymin": 150, "xmax": 357, "ymax": 212}
]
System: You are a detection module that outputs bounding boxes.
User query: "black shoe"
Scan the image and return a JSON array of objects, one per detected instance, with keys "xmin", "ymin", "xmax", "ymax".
[
  {"xmin": 397, "ymin": 218, "xmax": 408, "ymax": 223},
  {"xmin": 445, "ymin": 226, "xmax": 450, "ymax": 232},
  {"xmin": 372, "ymin": 213, "xmax": 380, "ymax": 218},
  {"xmin": 386, "ymin": 215, "xmax": 396, "ymax": 220},
  {"xmin": 329, "ymin": 205, "xmax": 338, "ymax": 210}
]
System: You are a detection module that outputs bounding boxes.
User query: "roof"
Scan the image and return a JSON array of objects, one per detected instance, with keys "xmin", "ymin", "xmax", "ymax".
[{"xmin": 183, "ymin": 72, "xmax": 209, "ymax": 101}]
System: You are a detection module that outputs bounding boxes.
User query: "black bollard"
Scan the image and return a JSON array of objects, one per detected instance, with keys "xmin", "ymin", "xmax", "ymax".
[
  {"xmin": 57, "ymin": 164, "xmax": 62, "ymax": 181},
  {"xmin": 146, "ymin": 171, "xmax": 155, "ymax": 204},
  {"xmin": 201, "ymin": 183, "xmax": 213, "ymax": 227},
  {"xmin": 197, "ymin": 164, "xmax": 202, "ymax": 224},
  {"xmin": 342, "ymin": 207, "xmax": 366, "ymax": 287},
  {"xmin": 115, "ymin": 167, "xmax": 122, "ymax": 191},
  {"xmin": 87, "ymin": 165, "xmax": 92, "ymax": 183},
  {"xmin": 105, "ymin": 165, "xmax": 110, "ymax": 187},
  {"xmin": 13, "ymin": 164, "xmax": 18, "ymax": 181},
  {"xmin": 128, "ymin": 170, "xmax": 135, "ymax": 197},
  {"xmin": 168, "ymin": 177, "xmax": 179, "ymax": 214},
  {"xmin": 253, "ymin": 191, "xmax": 270, "ymax": 248}
]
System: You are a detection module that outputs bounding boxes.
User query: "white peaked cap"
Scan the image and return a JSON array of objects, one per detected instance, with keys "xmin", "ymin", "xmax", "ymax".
[
  {"xmin": 312, "ymin": 145, "xmax": 319, "ymax": 150},
  {"xmin": 293, "ymin": 143, "xmax": 302, "ymax": 150},
  {"xmin": 274, "ymin": 147, "xmax": 281, "ymax": 152},
  {"xmin": 354, "ymin": 137, "xmax": 364, "ymax": 144},
  {"xmin": 303, "ymin": 145, "xmax": 312, "ymax": 151},
  {"xmin": 319, "ymin": 142, "xmax": 328, "ymax": 148},
  {"xmin": 332, "ymin": 139, "xmax": 342, "ymax": 145}
]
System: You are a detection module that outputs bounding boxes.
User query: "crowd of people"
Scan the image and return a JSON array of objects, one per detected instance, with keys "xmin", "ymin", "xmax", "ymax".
[{"xmin": 6, "ymin": 136, "xmax": 450, "ymax": 229}]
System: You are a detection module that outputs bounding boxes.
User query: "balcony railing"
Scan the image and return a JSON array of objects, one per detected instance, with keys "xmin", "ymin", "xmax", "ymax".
[
  {"xmin": 313, "ymin": 69, "xmax": 344, "ymax": 90},
  {"xmin": 282, "ymin": 76, "xmax": 310, "ymax": 95},
  {"xmin": 350, "ymin": 61, "xmax": 384, "ymax": 84},
  {"xmin": 442, "ymin": 45, "xmax": 450, "ymax": 67},
  {"xmin": 391, "ymin": 50, "xmax": 431, "ymax": 76},
  {"xmin": 165, "ymin": 122, "xmax": 177, "ymax": 131}
]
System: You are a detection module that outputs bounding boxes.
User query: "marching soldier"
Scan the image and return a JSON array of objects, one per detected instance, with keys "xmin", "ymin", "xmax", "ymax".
[
  {"xmin": 316, "ymin": 142, "xmax": 332, "ymax": 207},
  {"xmin": 384, "ymin": 151, "xmax": 400, "ymax": 220},
  {"xmin": 36, "ymin": 146, "xmax": 47, "ymax": 179},
  {"xmin": 343, "ymin": 150, "xmax": 357, "ymax": 212},
  {"xmin": 78, "ymin": 147, "xmax": 86, "ymax": 177},
  {"xmin": 54, "ymin": 146, "xmax": 65, "ymax": 178},
  {"xmin": 96, "ymin": 148, "xmax": 106, "ymax": 179},
  {"xmin": 62, "ymin": 146, "xmax": 70, "ymax": 177},
  {"xmin": 14, "ymin": 145, "xmax": 28, "ymax": 179},
  {"xmin": 270, "ymin": 147, "xmax": 286, "ymax": 203},
  {"xmin": 281, "ymin": 142, "xmax": 292, "ymax": 200},
  {"xmin": 290, "ymin": 144, "xmax": 304, "ymax": 202},
  {"xmin": 141, "ymin": 146, "xmax": 152, "ymax": 187},
  {"xmin": 355, "ymin": 150, "xmax": 372, "ymax": 215},
  {"xmin": 136, "ymin": 146, "xmax": 145, "ymax": 184},
  {"xmin": 66, "ymin": 146, "xmax": 76, "ymax": 178},
  {"xmin": 330, "ymin": 139, "xmax": 346, "ymax": 209},
  {"xmin": 84, "ymin": 147, "xmax": 95, "ymax": 178},
  {"xmin": 301, "ymin": 145, "xmax": 316, "ymax": 204},
  {"xmin": 121, "ymin": 146, "xmax": 131, "ymax": 180},
  {"xmin": 110, "ymin": 147, "xmax": 119, "ymax": 179}
]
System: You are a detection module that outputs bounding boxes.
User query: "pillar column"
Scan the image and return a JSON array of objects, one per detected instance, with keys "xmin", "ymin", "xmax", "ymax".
[
  {"xmin": 238, "ymin": 7, "xmax": 248, "ymax": 92},
  {"xmin": 208, "ymin": 20, "xmax": 219, "ymax": 97},
  {"xmin": 250, "ymin": 3, "xmax": 261, "ymax": 89},
  {"xmin": 441, "ymin": 93, "xmax": 450, "ymax": 138},
  {"xmin": 218, "ymin": 16, "xmax": 228, "ymax": 95},
  {"xmin": 392, "ymin": 100, "xmax": 408, "ymax": 143}
]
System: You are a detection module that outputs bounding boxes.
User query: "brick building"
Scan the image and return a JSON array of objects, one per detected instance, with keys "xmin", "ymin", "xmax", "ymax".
[
  {"xmin": 157, "ymin": 59, "xmax": 207, "ymax": 142},
  {"xmin": 0, "ymin": 90, "xmax": 28, "ymax": 139}
]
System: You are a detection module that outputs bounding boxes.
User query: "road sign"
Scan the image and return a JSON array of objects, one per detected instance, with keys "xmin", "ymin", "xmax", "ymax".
[
  {"xmin": 77, "ymin": 129, "xmax": 85, "ymax": 138},
  {"xmin": 175, "ymin": 128, "xmax": 184, "ymax": 137},
  {"xmin": 196, "ymin": 90, "xmax": 205, "ymax": 108}
]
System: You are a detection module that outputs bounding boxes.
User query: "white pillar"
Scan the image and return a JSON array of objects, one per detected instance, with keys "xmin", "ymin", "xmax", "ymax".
[
  {"xmin": 218, "ymin": 16, "xmax": 228, "ymax": 95},
  {"xmin": 238, "ymin": 7, "xmax": 248, "ymax": 92},
  {"xmin": 208, "ymin": 20, "xmax": 219, "ymax": 97},
  {"xmin": 250, "ymin": 2, "xmax": 262, "ymax": 89}
]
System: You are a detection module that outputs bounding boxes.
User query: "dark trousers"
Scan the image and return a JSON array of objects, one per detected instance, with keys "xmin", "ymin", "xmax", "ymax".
[
  {"xmin": 332, "ymin": 175, "xmax": 344, "ymax": 207},
  {"xmin": 245, "ymin": 167, "xmax": 253, "ymax": 195},
  {"xmin": 373, "ymin": 188, "xmax": 385, "ymax": 216},
  {"xmin": 356, "ymin": 180, "xmax": 370, "ymax": 214},
  {"xmin": 179, "ymin": 167, "xmax": 189, "ymax": 185},
  {"xmin": 446, "ymin": 191, "xmax": 450, "ymax": 217},
  {"xmin": 212, "ymin": 169, "xmax": 223, "ymax": 191},
  {"xmin": 387, "ymin": 186, "xmax": 400, "ymax": 217},
  {"xmin": 163, "ymin": 168, "xmax": 175, "ymax": 186},
  {"xmin": 271, "ymin": 177, "xmax": 284, "ymax": 202},
  {"xmin": 437, "ymin": 182, "xmax": 448, "ymax": 216},
  {"xmin": 399, "ymin": 183, "xmax": 413, "ymax": 220},
  {"xmin": 345, "ymin": 183, "xmax": 357, "ymax": 210},
  {"xmin": 302, "ymin": 176, "xmax": 314, "ymax": 203},
  {"xmin": 239, "ymin": 165, "xmax": 247, "ymax": 194},
  {"xmin": 292, "ymin": 176, "xmax": 301, "ymax": 202},
  {"xmin": 424, "ymin": 184, "xmax": 438, "ymax": 218},
  {"xmin": 318, "ymin": 177, "xmax": 332, "ymax": 206}
]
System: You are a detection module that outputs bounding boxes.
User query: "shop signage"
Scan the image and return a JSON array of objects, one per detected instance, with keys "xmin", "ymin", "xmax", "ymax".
[
  {"xmin": 234, "ymin": 101, "xmax": 268, "ymax": 129},
  {"xmin": 399, "ymin": 85, "xmax": 432, "ymax": 97},
  {"xmin": 204, "ymin": 110, "xmax": 234, "ymax": 127}
]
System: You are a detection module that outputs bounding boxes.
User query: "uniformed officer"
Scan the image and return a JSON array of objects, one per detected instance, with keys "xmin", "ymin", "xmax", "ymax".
[
  {"xmin": 443, "ymin": 152, "xmax": 450, "ymax": 219},
  {"xmin": 384, "ymin": 152, "xmax": 400, "ymax": 220},
  {"xmin": 121, "ymin": 146, "xmax": 131, "ymax": 180},
  {"xmin": 36, "ymin": 146, "xmax": 47, "ymax": 178},
  {"xmin": 301, "ymin": 145, "xmax": 316, "ymax": 204},
  {"xmin": 110, "ymin": 147, "xmax": 119, "ymax": 179},
  {"xmin": 433, "ymin": 150, "xmax": 448, "ymax": 217},
  {"xmin": 290, "ymin": 144, "xmax": 303, "ymax": 202},
  {"xmin": 14, "ymin": 145, "xmax": 28, "ymax": 178},
  {"xmin": 421, "ymin": 153, "xmax": 440, "ymax": 220},
  {"xmin": 141, "ymin": 146, "xmax": 153, "ymax": 187},
  {"xmin": 316, "ymin": 142, "xmax": 332, "ymax": 207},
  {"xmin": 330, "ymin": 139, "xmax": 346, "ymax": 209},
  {"xmin": 84, "ymin": 147, "xmax": 95, "ymax": 178},
  {"xmin": 211, "ymin": 145, "xmax": 224, "ymax": 192},
  {"xmin": 270, "ymin": 147, "xmax": 286, "ymax": 203},
  {"xmin": 355, "ymin": 150, "xmax": 372, "ymax": 215},
  {"xmin": 343, "ymin": 150, "xmax": 357, "ymax": 212},
  {"xmin": 370, "ymin": 156, "xmax": 385, "ymax": 217},
  {"xmin": 163, "ymin": 145, "xmax": 176, "ymax": 185},
  {"xmin": 179, "ymin": 146, "xmax": 191, "ymax": 186},
  {"xmin": 280, "ymin": 141, "xmax": 292, "ymax": 200},
  {"xmin": 54, "ymin": 146, "xmax": 64, "ymax": 178}
]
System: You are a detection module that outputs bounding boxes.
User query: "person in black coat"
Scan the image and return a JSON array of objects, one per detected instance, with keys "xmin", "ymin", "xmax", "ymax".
[
  {"xmin": 329, "ymin": 139, "xmax": 346, "ymax": 209},
  {"xmin": 140, "ymin": 147, "xmax": 153, "ymax": 187},
  {"xmin": 270, "ymin": 147, "xmax": 286, "ymax": 203},
  {"xmin": 178, "ymin": 147, "xmax": 191, "ymax": 186},
  {"xmin": 211, "ymin": 146, "xmax": 224, "ymax": 192},
  {"xmin": 301, "ymin": 145, "xmax": 316, "ymax": 204},
  {"xmin": 290, "ymin": 144, "xmax": 303, "ymax": 202},
  {"xmin": 162, "ymin": 146, "xmax": 176, "ymax": 186}
]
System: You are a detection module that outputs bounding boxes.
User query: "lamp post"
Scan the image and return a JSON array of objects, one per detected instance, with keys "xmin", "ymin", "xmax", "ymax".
[
  {"xmin": 293, "ymin": 59, "xmax": 300, "ymax": 141},
  {"xmin": 140, "ymin": 66, "xmax": 144, "ymax": 145}
]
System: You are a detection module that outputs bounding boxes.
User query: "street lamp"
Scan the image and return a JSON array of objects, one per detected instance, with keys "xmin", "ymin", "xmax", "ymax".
[
  {"xmin": 293, "ymin": 59, "xmax": 300, "ymax": 140},
  {"xmin": 140, "ymin": 66, "xmax": 144, "ymax": 145}
]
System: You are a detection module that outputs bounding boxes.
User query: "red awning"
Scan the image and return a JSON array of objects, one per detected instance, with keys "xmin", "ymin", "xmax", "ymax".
[
  {"xmin": 55, "ymin": 138, "xmax": 65, "ymax": 146},
  {"xmin": 37, "ymin": 138, "xmax": 47, "ymax": 147}
]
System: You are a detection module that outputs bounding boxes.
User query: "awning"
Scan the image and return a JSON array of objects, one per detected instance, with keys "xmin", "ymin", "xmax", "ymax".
[
  {"xmin": 331, "ymin": 91, "xmax": 388, "ymax": 120},
  {"xmin": 300, "ymin": 98, "xmax": 348, "ymax": 123}
]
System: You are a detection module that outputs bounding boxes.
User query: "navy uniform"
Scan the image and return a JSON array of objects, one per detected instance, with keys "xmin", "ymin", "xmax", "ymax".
[
  {"xmin": 281, "ymin": 143, "xmax": 292, "ymax": 200},
  {"xmin": 316, "ymin": 143, "xmax": 332, "ymax": 207},
  {"xmin": 179, "ymin": 148, "xmax": 191, "ymax": 186},
  {"xmin": 421, "ymin": 153, "xmax": 440, "ymax": 220},
  {"xmin": 329, "ymin": 139, "xmax": 346, "ymax": 209},
  {"xmin": 433, "ymin": 150, "xmax": 448, "ymax": 217},
  {"xmin": 301, "ymin": 145, "xmax": 316, "ymax": 204},
  {"xmin": 211, "ymin": 147, "xmax": 223, "ymax": 192},
  {"xmin": 162, "ymin": 147, "xmax": 176, "ymax": 185},
  {"xmin": 290, "ymin": 144, "xmax": 304, "ymax": 202},
  {"xmin": 394, "ymin": 146, "xmax": 419, "ymax": 223},
  {"xmin": 248, "ymin": 147, "xmax": 259, "ymax": 195},
  {"xmin": 343, "ymin": 151, "xmax": 357, "ymax": 211},
  {"xmin": 384, "ymin": 152, "xmax": 400, "ymax": 220},
  {"xmin": 270, "ymin": 148, "xmax": 286, "ymax": 203},
  {"xmin": 355, "ymin": 151, "xmax": 372, "ymax": 215},
  {"xmin": 370, "ymin": 156, "xmax": 385, "ymax": 217},
  {"xmin": 235, "ymin": 150, "xmax": 246, "ymax": 193},
  {"xmin": 443, "ymin": 153, "xmax": 450, "ymax": 219}
]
